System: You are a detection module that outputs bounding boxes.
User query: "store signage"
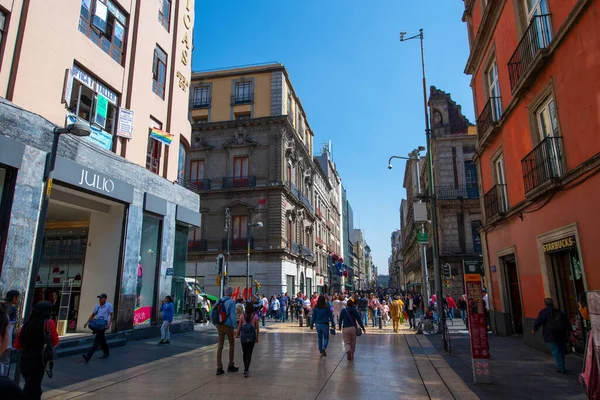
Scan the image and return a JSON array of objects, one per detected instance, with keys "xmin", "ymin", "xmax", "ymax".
[
  {"xmin": 117, "ymin": 107, "xmax": 134, "ymax": 138},
  {"xmin": 134, "ymin": 306, "xmax": 152, "ymax": 325},
  {"xmin": 180, "ymin": 0, "xmax": 192, "ymax": 66},
  {"xmin": 54, "ymin": 157, "xmax": 134, "ymax": 204},
  {"xmin": 543, "ymin": 236, "xmax": 576, "ymax": 253},
  {"xmin": 63, "ymin": 68, "xmax": 73, "ymax": 104},
  {"xmin": 94, "ymin": 94, "xmax": 108, "ymax": 129},
  {"xmin": 464, "ymin": 260, "xmax": 485, "ymax": 275},
  {"xmin": 417, "ymin": 232, "xmax": 429, "ymax": 243},
  {"xmin": 316, "ymin": 276, "xmax": 324, "ymax": 286},
  {"xmin": 67, "ymin": 113, "xmax": 112, "ymax": 151},
  {"xmin": 96, "ymin": 82, "xmax": 118, "ymax": 105},
  {"xmin": 72, "ymin": 65, "xmax": 94, "ymax": 90},
  {"xmin": 465, "ymin": 273, "xmax": 491, "ymax": 383}
]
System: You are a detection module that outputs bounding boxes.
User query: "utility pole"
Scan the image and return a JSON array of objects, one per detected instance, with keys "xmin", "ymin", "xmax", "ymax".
[
  {"xmin": 224, "ymin": 208, "xmax": 231, "ymax": 288},
  {"xmin": 413, "ymin": 153, "xmax": 430, "ymax": 302}
]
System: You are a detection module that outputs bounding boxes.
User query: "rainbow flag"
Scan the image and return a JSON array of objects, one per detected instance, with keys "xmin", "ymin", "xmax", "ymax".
[{"xmin": 150, "ymin": 127, "xmax": 174, "ymax": 145}]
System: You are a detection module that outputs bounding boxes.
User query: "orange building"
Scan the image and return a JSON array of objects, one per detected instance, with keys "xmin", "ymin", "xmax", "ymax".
[{"xmin": 462, "ymin": 0, "xmax": 600, "ymax": 354}]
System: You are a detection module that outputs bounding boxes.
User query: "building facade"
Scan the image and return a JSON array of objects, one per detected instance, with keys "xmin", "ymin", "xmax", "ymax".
[
  {"xmin": 389, "ymin": 229, "xmax": 402, "ymax": 289},
  {"xmin": 185, "ymin": 63, "xmax": 342, "ymax": 298},
  {"xmin": 463, "ymin": 0, "xmax": 599, "ymax": 354},
  {"xmin": 0, "ymin": 0, "xmax": 200, "ymax": 337}
]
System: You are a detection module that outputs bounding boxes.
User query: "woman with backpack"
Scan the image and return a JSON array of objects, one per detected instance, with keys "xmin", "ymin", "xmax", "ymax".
[
  {"xmin": 235, "ymin": 301, "xmax": 259, "ymax": 378},
  {"xmin": 339, "ymin": 299, "xmax": 365, "ymax": 361},
  {"xmin": 14, "ymin": 301, "xmax": 59, "ymax": 399}
]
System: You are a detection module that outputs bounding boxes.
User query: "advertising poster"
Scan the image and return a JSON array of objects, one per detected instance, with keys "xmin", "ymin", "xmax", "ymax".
[
  {"xmin": 94, "ymin": 94, "xmax": 108, "ymax": 129},
  {"xmin": 117, "ymin": 107, "xmax": 134, "ymax": 138},
  {"xmin": 465, "ymin": 273, "xmax": 492, "ymax": 383}
]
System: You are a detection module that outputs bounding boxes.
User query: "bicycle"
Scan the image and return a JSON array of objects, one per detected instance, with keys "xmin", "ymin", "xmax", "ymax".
[
  {"xmin": 440, "ymin": 310, "xmax": 452, "ymax": 353},
  {"xmin": 416, "ymin": 315, "xmax": 438, "ymax": 335}
]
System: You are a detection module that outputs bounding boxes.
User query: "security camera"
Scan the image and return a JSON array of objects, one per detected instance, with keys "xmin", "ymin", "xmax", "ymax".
[
  {"xmin": 388, "ymin": 164, "xmax": 393, "ymax": 170},
  {"xmin": 418, "ymin": 146, "xmax": 426, "ymax": 152},
  {"xmin": 400, "ymin": 32, "xmax": 407, "ymax": 41}
]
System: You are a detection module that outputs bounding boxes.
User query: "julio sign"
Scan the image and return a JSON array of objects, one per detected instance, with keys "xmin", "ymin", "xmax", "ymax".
[{"xmin": 465, "ymin": 273, "xmax": 491, "ymax": 383}]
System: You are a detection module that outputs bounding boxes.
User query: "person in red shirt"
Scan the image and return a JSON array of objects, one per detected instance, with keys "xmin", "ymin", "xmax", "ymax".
[
  {"xmin": 14, "ymin": 301, "xmax": 59, "ymax": 399},
  {"xmin": 446, "ymin": 294, "xmax": 457, "ymax": 321}
]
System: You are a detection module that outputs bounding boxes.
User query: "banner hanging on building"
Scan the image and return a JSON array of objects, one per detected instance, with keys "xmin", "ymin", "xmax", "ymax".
[{"xmin": 150, "ymin": 127, "xmax": 173, "ymax": 145}]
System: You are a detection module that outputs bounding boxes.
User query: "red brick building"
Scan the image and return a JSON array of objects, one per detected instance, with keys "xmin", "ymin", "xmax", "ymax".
[{"xmin": 462, "ymin": 0, "xmax": 600, "ymax": 354}]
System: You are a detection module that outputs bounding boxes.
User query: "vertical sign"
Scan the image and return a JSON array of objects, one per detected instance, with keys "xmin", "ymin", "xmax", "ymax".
[
  {"xmin": 117, "ymin": 108, "xmax": 134, "ymax": 138},
  {"xmin": 465, "ymin": 272, "xmax": 491, "ymax": 383},
  {"xmin": 94, "ymin": 94, "xmax": 108, "ymax": 129}
]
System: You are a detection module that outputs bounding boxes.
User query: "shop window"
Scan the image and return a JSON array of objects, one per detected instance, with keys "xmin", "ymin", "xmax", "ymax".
[
  {"xmin": 69, "ymin": 77, "xmax": 118, "ymax": 137},
  {"xmin": 79, "ymin": 0, "xmax": 127, "ymax": 64},
  {"xmin": 135, "ymin": 214, "xmax": 162, "ymax": 327},
  {"xmin": 158, "ymin": 0, "xmax": 171, "ymax": 31},
  {"xmin": 171, "ymin": 223, "xmax": 189, "ymax": 316},
  {"xmin": 152, "ymin": 45, "xmax": 168, "ymax": 99}
]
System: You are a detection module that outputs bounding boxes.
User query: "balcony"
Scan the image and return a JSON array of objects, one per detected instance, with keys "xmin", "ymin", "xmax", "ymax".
[
  {"xmin": 316, "ymin": 207, "xmax": 324, "ymax": 219},
  {"xmin": 222, "ymin": 238, "xmax": 254, "ymax": 251},
  {"xmin": 177, "ymin": 178, "xmax": 211, "ymax": 192},
  {"xmin": 288, "ymin": 240, "xmax": 299, "ymax": 255},
  {"xmin": 301, "ymin": 245, "xmax": 314, "ymax": 261},
  {"xmin": 326, "ymin": 220, "xmax": 333, "ymax": 230},
  {"xmin": 508, "ymin": 14, "xmax": 552, "ymax": 93},
  {"xmin": 316, "ymin": 237, "xmax": 324, "ymax": 247},
  {"xmin": 192, "ymin": 97, "xmax": 211, "ymax": 109},
  {"xmin": 287, "ymin": 182, "xmax": 299, "ymax": 199},
  {"xmin": 477, "ymin": 96, "xmax": 502, "ymax": 141},
  {"xmin": 440, "ymin": 241, "xmax": 478, "ymax": 256},
  {"xmin": 521, "ymin": 136, "xmax": 565, "ymax": 195},
  {"xmin": 230, "ymin": 93, "xmax": 254, "ymax": 106},
  {"xmin": 484, "ymin": 184, "xmax": 509, "ymax": 220},
  {"xmin": 188, "ymin": 239, "xmax": 208, "ymax": 252},
  {"xmin": 299, "ymin": 192, "xmax": 314, "ymax": 214},
  {"xmin": 436, "ymin": 185, "xmax": 479, "ymax": 200},
  {"xmin": 222, "ymin": 176, "xmax": 256, "ymax": 189}
]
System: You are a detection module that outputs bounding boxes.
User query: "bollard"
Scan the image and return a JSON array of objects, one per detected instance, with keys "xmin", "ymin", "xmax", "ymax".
[{"xmin": 379, "ymin": 315, "xmax": 383, "ymax": 330}]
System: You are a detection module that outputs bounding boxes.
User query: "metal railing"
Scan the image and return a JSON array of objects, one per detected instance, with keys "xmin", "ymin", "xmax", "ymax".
[
  {"xmin": 222, "ymin": 176, "xmax": 257, "ymax": 189},
  {"xmin": 178, "ymin": 178, "xmax": 211, "ymax": 192},
  {"xmin": 230, "ymin": 93, "xmax": 254, "ymax": 106},
  {"xmin": 192, "ymin": 97, "xmax": 211, "ymax": 108},
  {"xmin": 521, "ymin": 136, "xmax": 564, "ymax": 194},
  {"xmin": 288, "ymin": 181, "xmax": 299, "ymax": 199},
  {"xmin": 188, "ymin": 239, "xmax": 208, "ymax": 252},
  {"xmin": 508, "ymin": 14, "xmax": 552, "ymax": 90},
  {"xmin": 484, "ymin": 184, "xmax": 508, "ymax": 219},
  {"xmin": 222, "ymin": 237, "xmax": 254, "ymax": 251},
  {"xmin": 436, "ymin": 185, "xmax": 480, "ymax": 199},
  {"xmin": 300, "ymin": 192, "xmax": 314, "ymax": 214},
  {"xmin": 476, "ymin": 96, "xmax": 502, "ymax": 139},
  {"xmin": 301, "ymin": 245, "xmax": 314, "ymax": 261},
  {"xmin": 440, "ymin": 242, "xmax": 476, "ymax": 256},
  {"xmin": 288, "ymin": 240, "xmax": 299, "ymax": 255}
]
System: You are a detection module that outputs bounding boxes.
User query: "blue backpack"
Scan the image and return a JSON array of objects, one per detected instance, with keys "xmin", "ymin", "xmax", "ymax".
[{"xmin": 240, "ymin": 313, "xmax": 257, "ymax": 344}]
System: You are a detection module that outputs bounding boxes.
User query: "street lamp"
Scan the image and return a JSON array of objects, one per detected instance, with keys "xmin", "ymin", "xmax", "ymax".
[
  {"xmin": 246, "ymin": 221, "xmax": 263, "ymax": 296},
  {"xmin": 400, "ymin": 28, "xmax": 445, "ymax": 348}
]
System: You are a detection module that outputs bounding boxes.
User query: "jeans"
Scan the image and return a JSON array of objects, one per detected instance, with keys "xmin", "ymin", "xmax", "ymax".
[
  {"xmin": 316, "ymin": 324, "xmax": 330, "ymax": 352},
  {"xmin": 360, "ymin": 311, "xmax": 368, "ymax": 327},
  {"xmin": 371, "ymin": 309, "xmax": 379, "ymax": 326},
  {"xmin": 87, "ymin": 329, "xmax": 109, "ymax": 358},
  {"xmin": 407, "ymin": 310, "xmax": 415, "ymax": 328},
  {"xmin": 161, "ymin": 321, "xmax": 171, "ymax": 340},
  {"xmin": 216, "ymin": 325, "xmax": 235, "ymax": 369},
  {"xmin": 461, "ymin": 309, "xmax": 468, "ymax": 327},
  {"xmin": 448, "ymin": 308, "xmax": 455, "ymax": 320},
  {"xmin": 241, "ymin": 342, "xmax": 255, "ymax": 372},
  {"xmin": 549, "ymin": 342, "xmax": 566, "ymax": 372}
]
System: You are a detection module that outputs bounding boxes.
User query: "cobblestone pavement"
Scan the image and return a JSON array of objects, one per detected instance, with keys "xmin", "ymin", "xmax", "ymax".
[{"xmin": 40, "ymin": 320, "xmax": 478, "ymax": 400}]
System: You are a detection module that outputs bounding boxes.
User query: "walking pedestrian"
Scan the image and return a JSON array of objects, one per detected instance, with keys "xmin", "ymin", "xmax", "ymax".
[
  {"xmin": 212, "ymin": 286, "xmax": 239, "ymax": 375},
  {"xmin": 339, "ymin": 299, "xmax": 365, "ymax": 361},
  {"xmin": 0, "ymin": 304, "xmax": 25, "ymax": 398},
  {"xmin": 0, "ymin": 290, "xmax": 19, "ymax": 377},
  {"xmin": 359, "ymin": 294, "xmax": 369, "ymax": 327},
  {"xmin": 270, "ymin": 295, "xmax": 280, "ymax": 321},
  {"xmin": 235, "ymin": 301, "xmax": 259, "ymax": 377},
  {"xmin": 405, "ymin": 294, "xmax": 416, "ymax": 329},
  {"xmin": 14, "ymin": 301, "xmax": 59, "ymax": 399},
  {"xmin": 389, "ymin": 296, "xmax": 403, "ymax": 332},
  {"xmin": 381, "ymin": 301, "xmax": 390, "ymax": 326},
  {"xmin": 532, "ymin": 298, "xmax": 571, "ymax": 374},
  {"xmin": 459, "ymin": 295, "xmax": 468, "ymax": 328},
  {"xmin": 369, "ymin": 294, "xmax": 381, "ymax": 327},
  {"xmin": 279, "ymin": 293, "xmax": 288, "ymax": 322},
  {"xmin": 82, "ymin": 293, "xmax": 113, "ymax": 363},
  {"xmin": 446, "ymin": 294, "xmax": 457, "ymax": 321},
  {"xmin": 310, "ymin": 295, "xmax": 335, "ymax": 357},
  {"xmin": 158, "ymin": 296, "xmax": 174, "ymax": 345},
  {"xmin": 332, "ymin": 295, "xmax": 342, "ymax": 325}
]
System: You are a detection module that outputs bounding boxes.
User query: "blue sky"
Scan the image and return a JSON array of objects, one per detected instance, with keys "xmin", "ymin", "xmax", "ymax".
[{"xmin": 192, "ymin": 0, "xmax": 473, "ymax": 276}]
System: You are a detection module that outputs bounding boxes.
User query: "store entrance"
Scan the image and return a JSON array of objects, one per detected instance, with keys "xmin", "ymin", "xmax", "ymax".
[
  {"xmin": 35, "ymin": 185, "xmax": 125, "ymax": 336},
  {"xmin": 550, "ymin": 247, "xmax": 585, "ymax": 354},
  {"xmin": 503, "ymin": 256, "xmax": 523, "ymax": 335}
]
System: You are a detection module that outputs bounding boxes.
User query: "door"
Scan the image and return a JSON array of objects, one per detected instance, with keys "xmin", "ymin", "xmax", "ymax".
[
  {"xmin": 486, "ymin": 60, "xmax": 502, "ymax": 121},
  {"xmin": 494, "ymin": 155, "xmax": 508, "ymax": 212},
  {"xmin": 524, "ymin": 0, "xmax": 551, "ymax": 48},
  {"xmin": 504, "ymin": 259, "xmax": 523, "ymax": 335},
  {"xmin": 464, "ymin": 161, "xmax": 479, "ymax": 198},
  {"xmin": 536, "ymin": 97, "xmax": 562, "ymax": 178}
]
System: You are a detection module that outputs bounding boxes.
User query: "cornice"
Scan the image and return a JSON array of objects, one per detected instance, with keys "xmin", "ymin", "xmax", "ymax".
[{"xmin": 464, "ymin": 0, "xmax": 506, "ymax": 75}]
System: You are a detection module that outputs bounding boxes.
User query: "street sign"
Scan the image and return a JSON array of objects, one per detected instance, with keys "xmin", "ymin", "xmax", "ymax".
[{"xmin": 417, "ymin": 232, "xmax": 429, "ymax": 243}]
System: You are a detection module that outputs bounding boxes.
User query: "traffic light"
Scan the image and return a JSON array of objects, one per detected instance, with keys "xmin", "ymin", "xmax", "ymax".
[{"xmin": 443, "ymin": 263, "xmax": 451, "ymax": 280}]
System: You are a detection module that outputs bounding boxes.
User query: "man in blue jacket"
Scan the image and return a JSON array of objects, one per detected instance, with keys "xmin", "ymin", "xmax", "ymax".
[
  {"xmin": 214, "ymin": 286, "xmax": 238, "ymax": 375},
  {"xmin": 279, "ymin": 293, "xmax": 288, "ymax": 322},
  {"xmin": 532, "ymin": 298, "xmax": 571, "ymax": 374}
]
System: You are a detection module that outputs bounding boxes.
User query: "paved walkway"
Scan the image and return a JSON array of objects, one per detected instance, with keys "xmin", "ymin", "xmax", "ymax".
[{"xmin": 41, "ymin": 321, "xmax": 478, "ymax": 400}]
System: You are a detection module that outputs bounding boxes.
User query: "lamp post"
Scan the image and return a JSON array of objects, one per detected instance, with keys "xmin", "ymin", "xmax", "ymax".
[
  {"xmin": 400, "ymin": 28, "xmax": 445, "ymax": 349},
  {"xmin": 246, "ymin": 221, "xmax": 263, "ymax": 297},
  {"xmin": 15, "ymin": 121, "xmax": 91, "ymax": 384}
]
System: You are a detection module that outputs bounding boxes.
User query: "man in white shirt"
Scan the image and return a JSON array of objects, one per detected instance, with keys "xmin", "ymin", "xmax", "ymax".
[{"xmin": 83, "ymin": 293, "xmax": 113, "ymax": 363}]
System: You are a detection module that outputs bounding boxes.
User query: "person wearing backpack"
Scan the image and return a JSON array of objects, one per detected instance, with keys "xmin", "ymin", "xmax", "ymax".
[
  {"xmin": 533, "ymin": 298, "xmax": 571, "ymax": 374},
  {"xmin": 235, "ymin": 301, "xmax": 259, "ymax": 378},
  {"xmin": 211, "ymin": 286, "xmax": 239, "ymax": 376}
]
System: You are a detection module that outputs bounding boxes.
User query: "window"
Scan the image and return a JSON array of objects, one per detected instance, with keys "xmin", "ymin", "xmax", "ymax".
[
  {"xmin": 190, "ymin": 160, "xmax": 204, "ymax": 182},
  {"xmin": 536, "ymin": 97, "xmax": 559, "ymax": 139},
  {"xmin": 178, "ymin": 142, "xmax": 186, "ymax": 183},
  {"xmin": 233, "ymin": 156, "xmax": 248, "ymax": 178},
  {"xmin": 152, "ymin": 45, "xmax": 168, "ymax": 99},
  {"xmin": 287, "ymin": 96, "xmax": 292, "ymax": 116},
  {"xmin": 193, "ymin": 86, "xmax": 211, "ymax": 108},
  {"xmin": 79, "ymin": 0, "xmax": 127, "ymax": 64},
  {"xmin": 146, "ymin": 118, "xmax": 163, "ymax": 174},
  {"xmin": 188, "ymin": 227, "xmax": 202, "ymax": 242},
  {"xmin": 486, "ymin": 59, "xmax": 502, "ymax": 120},
  {"xmin": 232, "ymin": 215, "xmax": 248, "ymax": 249},
  {"xmin": 494, "ymin": 154, "xmax": 509, "ymax": 212},
  {"xmin": 235, "ymin": 112, "xmax": 251, "ymax": 120},
  {"xmin": 193, "ymin": 116, "xmax": 208, "ymax": 124},
  {"xmin": 158, "ymin": 0, "xmax": 171, "ymax": 31},
  {"xmin": 136, "ymin": 214, "xmax": 162, "ymax": 326},
  {"xmin": 0, "ymin": 10, "xmax": 7, "ymax": 68},
  {"xmin": 234, "ymin": 81, "xmax": 253, "ymax": 104},
  {"xmin": 524, "ymin": 0, "xmax": 549, "ymax": 19}
]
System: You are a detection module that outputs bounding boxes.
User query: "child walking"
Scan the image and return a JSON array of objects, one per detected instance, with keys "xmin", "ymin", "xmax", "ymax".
[
  {"xmin": 235, "ymin": 301, "xmax": 259, "ymax": 377},
  {"xmin": 158, "ymin": 296, "xmax": 174, "ymax": 345}
]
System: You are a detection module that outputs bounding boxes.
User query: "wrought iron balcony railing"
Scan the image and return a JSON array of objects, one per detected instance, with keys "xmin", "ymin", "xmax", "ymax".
[
  {"xmin": 301, "ymin": 245, "xmax": 314, "ymax": 261},
  {"xmin": 440, "ymin": 242, "xmax": 477, "ymax": 256},
  {"xmin": 222, "ymin": 176, "xmax": 257, "ymax": 189},
  {"xmin": 484, "ymin": 184, "xmax": 509, "ymax": 220},
  {"xmin": 508, "ymin": 14, "xmax": 552, "ymax": 90},
  {"xmin": 521, "ymin": 136, "xmax": 564, "ymax": 194},
  {"xmin": 188, "ymin": 239, "xmax": 208, "ymax": 252},
  {"xmin": 436, "ymin": 185, "xmax": 479, "ymax": 200},
  {"xmin": 288, "ymin": 240, "xmax": 299, "ymax": 255},
  {"xmin": 177, "ymin": 178, "xmax": 212, "ymax": 192},
  {"xmin": 287, "ymin": 181, "xmax": 299, "ymax": 199},
  {"xmin": 300, "ymin": 192, "xmax": 314, "ymax": 214},
  {"xmin": 222, "ymin": 237, "xmax": 254, "ymax": 251},
  {"xmin": 230, "ymin": 93, "xmax": 254, "ymax": 106},
  {"xmin": 192, "ymin": 97, "xmax": 211, "ymax": 108},
  {"xmin": 477, "ymin": 96, "xmax": 502, "ymax": 140}
]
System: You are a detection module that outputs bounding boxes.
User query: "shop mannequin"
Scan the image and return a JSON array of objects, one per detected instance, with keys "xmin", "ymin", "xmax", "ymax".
[{"xmin": 136, "ymin": 256, "xmax": 143, "ymax": 308}]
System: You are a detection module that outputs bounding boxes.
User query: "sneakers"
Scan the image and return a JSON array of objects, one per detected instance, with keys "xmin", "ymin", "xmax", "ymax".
[
  {"xmin": 82, "ymin": 354, "xmax": 90, "ymax": 364},
  {"xmin": 227, "ymin": 364, "xmax": 239, "ymax": 373},
  {"xmin": 322, "ymin": 349, "xmax": 327, "ymax": 357},
  {"xmin": 157, "ymin": 340, "xmax": 165, "ymax": 345},
  {"xmin": 165, "ymin": 340, "xmax": 170, "ymax": 344},
  {"xmin": 216, "ymin": 368, "xmax": 225, "ymax": 376},
  {"xmin": 243, "ymin": 370, "xmax": 249, "ymax": 378},
  {"xmin": 99, "ymin": 354, "xmax": 109, "ymax": 360}
]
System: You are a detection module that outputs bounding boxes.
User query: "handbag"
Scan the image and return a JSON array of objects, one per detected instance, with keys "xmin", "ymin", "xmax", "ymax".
[
  {"xmin": 42, "ymin": 320, "xmax": 57, "ymax": 378},
  {"xmin": 345, "ymin": 309, "xmax": 362, "ymax": 337},
  {"xmin": 89, "ymin": 318, "xmax": 108, "ymax": 331}
]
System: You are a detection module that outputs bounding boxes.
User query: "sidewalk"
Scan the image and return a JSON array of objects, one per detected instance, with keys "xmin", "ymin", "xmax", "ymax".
[
  {"xmin": 40, "ymin": 320, "xmax": 479, "ymax": 400},
  {"xmin": 428, "ymin": 318, "xmax": 586, "ymax": 400}
]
